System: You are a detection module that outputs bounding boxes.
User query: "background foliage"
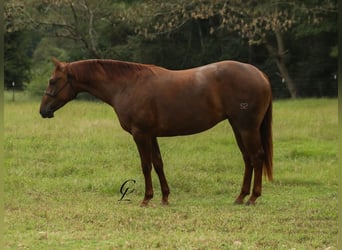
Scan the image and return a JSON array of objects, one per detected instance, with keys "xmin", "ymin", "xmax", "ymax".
[{"xmin": 4, "ymin": 0, "xmax": 337, "ymax": 98}]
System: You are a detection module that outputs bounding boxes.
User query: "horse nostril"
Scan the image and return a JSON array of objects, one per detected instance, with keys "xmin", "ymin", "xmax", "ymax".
[
  {"xmin": 40, "ymin": 108, "xmax": 54, "ymax": 118},
  {"xmin": 42, "ymin": 112, "xmax": 54, "ymax": 118}
]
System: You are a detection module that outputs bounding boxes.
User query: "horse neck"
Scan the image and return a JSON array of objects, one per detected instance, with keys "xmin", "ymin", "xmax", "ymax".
[{"xmin": 69, "ymin": 60, "xmax": 140, "ymax": 105}]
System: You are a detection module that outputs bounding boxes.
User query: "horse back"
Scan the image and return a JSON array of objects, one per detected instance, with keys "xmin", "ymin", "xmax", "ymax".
[{"xmin": 115, "ymin": 61, "xmax": 271, "ymax": 136}]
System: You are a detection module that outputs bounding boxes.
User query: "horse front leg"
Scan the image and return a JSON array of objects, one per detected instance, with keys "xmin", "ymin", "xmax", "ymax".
[
  {"xmin": 133, "ymin": 132, "xmax": 153, "ymax": 206},
  {"xmin": 151, "ymin": 137, "xmax": 170, "ymax": 205}
]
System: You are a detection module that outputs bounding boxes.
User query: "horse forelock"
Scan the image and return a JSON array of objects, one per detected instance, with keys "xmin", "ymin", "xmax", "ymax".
[{"xmin": 67, "ymin": 59, "xmax": 155, "ymax": 82}]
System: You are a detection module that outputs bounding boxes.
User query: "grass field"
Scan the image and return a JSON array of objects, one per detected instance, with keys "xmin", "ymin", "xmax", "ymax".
[{"xmin": 4, "ymin": 93, "xmax": 337, "ymax": 249}]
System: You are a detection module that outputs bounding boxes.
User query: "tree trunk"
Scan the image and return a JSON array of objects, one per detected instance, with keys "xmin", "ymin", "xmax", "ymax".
[{"xmin": 267, "ymin": 30, "xmax": 298, "ymax": 98}]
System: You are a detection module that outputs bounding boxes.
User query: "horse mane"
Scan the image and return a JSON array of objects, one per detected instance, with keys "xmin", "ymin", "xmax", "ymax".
[{"xmin": 67, "ymin": 59, "xmax": 157, "ymax": 82}]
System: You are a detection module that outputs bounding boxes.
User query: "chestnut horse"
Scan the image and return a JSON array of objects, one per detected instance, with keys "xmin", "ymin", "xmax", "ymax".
[{"xmin": 40, "ymin": 58, "xmax": 273, "ymax": 205}]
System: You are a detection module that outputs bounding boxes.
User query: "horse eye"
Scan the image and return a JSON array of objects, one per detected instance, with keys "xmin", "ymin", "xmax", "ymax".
[{"xmin": 49, "ymin": 78, "xmax": 57, "ymax": 85}]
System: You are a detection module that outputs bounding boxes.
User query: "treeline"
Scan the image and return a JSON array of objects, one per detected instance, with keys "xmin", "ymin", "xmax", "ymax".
[{"xmin": 5, "ymin": 0, "xmax": 337, "ymax": 98}]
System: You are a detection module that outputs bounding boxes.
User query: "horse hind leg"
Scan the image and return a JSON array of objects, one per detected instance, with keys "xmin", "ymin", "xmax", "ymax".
[
  {"xmin": 229, "ymin": 121, "xmax": 253, "ymax": 204},
  {"xmin": 235, "ymin": 155, "xmax": 253, "ymax": 205},
  {"xmin": 151, "ymin": 137, "xmax": 170, "ymax": 205},
  {"xmin": 238, "ymin": 129, "xmax": 265, "ymax": 205}
]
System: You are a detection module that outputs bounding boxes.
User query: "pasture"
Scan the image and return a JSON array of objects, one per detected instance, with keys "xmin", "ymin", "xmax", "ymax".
[{"xmin": 4, "ymin": 94, "xmax": 337, "ymax": 249}]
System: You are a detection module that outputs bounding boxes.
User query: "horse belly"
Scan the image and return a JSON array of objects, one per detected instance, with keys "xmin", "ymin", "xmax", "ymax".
[
  {"xmin": 155, "ymin": 99, "xmax": 225, "ymax": 136},
  {"xmin": 157, "ymin": 118, "xmax": 223, "ymax": 136}
]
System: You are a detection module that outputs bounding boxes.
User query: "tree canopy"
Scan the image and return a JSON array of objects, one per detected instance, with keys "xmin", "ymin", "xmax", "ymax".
[{"xmin": 5, "ymin": 0, "xmax": 337, "ymax": 98}]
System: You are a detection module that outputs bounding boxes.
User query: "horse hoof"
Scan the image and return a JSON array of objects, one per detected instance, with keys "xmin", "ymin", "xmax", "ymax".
[
  {"xmin": 234, "ymin": 199, "xmax": 244, "ymax": 205},
  {"xmin": 140, "ymin": 200, "xmax": 149, "ymax": 207},
  {"xmin": 246, "ymin": 200, "xmax": 256, "ymax": 206},
  {"xmin": 161, "ymin": 200, "xmax": 169, "ymax": 206}
]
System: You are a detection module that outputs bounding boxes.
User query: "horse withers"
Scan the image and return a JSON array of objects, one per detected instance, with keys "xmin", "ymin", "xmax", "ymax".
[{"xmin": 40, "ymin": 58, "xmax": 273, "ymax": 206}]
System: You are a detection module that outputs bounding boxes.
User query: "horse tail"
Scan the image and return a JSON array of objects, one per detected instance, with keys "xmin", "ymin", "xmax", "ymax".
[{"xmin": 260, "ymin": 96, "xmax": 273, "ymax": 181}]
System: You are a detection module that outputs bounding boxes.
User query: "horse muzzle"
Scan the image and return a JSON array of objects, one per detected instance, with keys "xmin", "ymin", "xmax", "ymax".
[{"xmin": 40, "ymin": 108, "xmax": 55, "ymax": 118}]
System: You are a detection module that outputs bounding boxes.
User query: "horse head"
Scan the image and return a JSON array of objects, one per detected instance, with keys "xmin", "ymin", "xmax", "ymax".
[{"xmin": 39, "ymin": 58, "xmax": 77, "ymax": 118}]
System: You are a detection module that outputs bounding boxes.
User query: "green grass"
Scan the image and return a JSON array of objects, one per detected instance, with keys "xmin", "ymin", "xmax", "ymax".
[{"xmin": 4, "ymin": 93, "xmax": 337, "ymax": 249}]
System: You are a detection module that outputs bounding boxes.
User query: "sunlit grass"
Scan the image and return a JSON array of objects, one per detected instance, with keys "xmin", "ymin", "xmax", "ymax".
[{"xmin": 4, "ymin": 94, "xmax": 337, "ymax": 249}]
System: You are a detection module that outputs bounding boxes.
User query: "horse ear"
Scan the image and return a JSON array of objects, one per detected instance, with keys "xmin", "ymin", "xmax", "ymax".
[
  {"xmin": 51, "ymin": 57, "xmax": 61, "ymax": 67},
  {"xmin": 51, "ymin": 57, "xmax": 67, "ymax": 72}
]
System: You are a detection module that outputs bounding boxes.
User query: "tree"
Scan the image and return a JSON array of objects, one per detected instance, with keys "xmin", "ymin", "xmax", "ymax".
[
  {"xmin": 5, "ymin": 0, "xmax": 117, "ymax": 59},
  {"xmin": 25, "ymin": 0, "xmax": 115, "ymax": 59},
  {"xmin": 4, "ymin": 0, "xmax": 37, "ymax": 89},
  {"xmin": 125, "ymin": 0, "xmax": 337, "ymax": 98},
  {"xmin": 4, "ymin": 31, "xmax": 35, "ymax": 89},
  {"xmin": 4, "ymin": 0, "xmax": 337, "ymax": 97}
]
